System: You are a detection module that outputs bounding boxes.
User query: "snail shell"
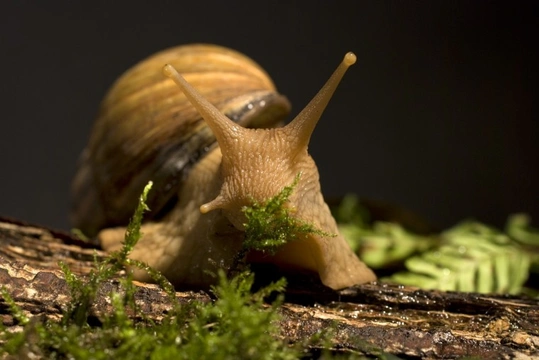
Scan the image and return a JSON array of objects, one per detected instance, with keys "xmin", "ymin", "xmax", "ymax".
[
  {"xmin": 71, "ymin": 43, "xmax": 376, "ymax": 290},
  {"xmin": 71, "ymin": 44, "xmax": 291, "ymax": 236}
]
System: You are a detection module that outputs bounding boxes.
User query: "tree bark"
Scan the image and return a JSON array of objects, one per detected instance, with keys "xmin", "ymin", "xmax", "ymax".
[{"xmin": 1, "ymin": 217, "xmax": 538, "ymax": 359}]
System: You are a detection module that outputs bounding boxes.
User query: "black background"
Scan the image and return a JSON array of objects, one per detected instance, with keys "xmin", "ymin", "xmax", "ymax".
[{"xmin": 1, "ymin": 1, "xmax": 537, "ymax": 232}]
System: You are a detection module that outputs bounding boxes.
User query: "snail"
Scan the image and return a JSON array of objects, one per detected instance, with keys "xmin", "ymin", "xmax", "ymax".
[{"xmin": 70, "ymin": 44, "xmax": 376, "ymax": 290}]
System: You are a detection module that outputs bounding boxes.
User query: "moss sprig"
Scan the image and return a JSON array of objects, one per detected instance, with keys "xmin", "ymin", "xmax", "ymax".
[
  {"xmin": 243, "ymin": 173, "xmax": 335, "ymax": 255},
  {"xmin": 59, "ymin": 181, "xmax": 169, "ymax": 327}
]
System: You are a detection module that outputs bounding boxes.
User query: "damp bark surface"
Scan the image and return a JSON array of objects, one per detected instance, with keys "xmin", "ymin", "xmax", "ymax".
[{"xmin": 1, "ymin": 217, "xmax": 538, "ymax": 359}]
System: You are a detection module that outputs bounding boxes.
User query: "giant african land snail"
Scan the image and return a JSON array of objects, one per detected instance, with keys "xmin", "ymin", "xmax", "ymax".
[{"xmin": 70, "ymin": 44, "xmax": 376, "ymax": 290}]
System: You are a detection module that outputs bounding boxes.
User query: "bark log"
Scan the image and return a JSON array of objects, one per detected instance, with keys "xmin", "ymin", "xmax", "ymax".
[{"xmin": 1, "ymin": 217, "xmax": 538, "ymax": 359}]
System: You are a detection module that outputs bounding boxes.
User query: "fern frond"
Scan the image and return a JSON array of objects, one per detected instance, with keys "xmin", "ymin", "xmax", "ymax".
[
  {"xmin": 506, "ymin": 213, "xmax": 539, "ymax": 246},
  {"xmin": 387, "ymin": 220, "xmax": 531, "ymax": 294},
  {"xmin": 340, "ymin": 221, "xmax": 434, "ymax": 269}
]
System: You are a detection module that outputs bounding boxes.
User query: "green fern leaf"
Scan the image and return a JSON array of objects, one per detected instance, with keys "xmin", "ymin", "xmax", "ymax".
[{"xmin": 387, "ymin": 220, "xmax": 531, "ymax": 294}]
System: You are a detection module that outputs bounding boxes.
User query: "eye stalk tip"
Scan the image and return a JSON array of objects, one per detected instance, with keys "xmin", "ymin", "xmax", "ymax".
[
  {"xmin": 162, "ymin": 64, "xmax": 175, "ymax": 77},
  {"xmin": 343, "ymin": 52, "xmax": 356, "ymax": 67}
]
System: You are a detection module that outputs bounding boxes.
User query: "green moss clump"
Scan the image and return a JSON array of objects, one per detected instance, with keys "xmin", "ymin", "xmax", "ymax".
[
  {"xmin": 178, "ymin": 271, "xmax": 299, "ymax": 360},
  {"xmin": 243, "ymin": 173, "xmax": 335, "ymax": 255},
  {"xmin": 1, "ymin": 271, "xmax": 299, "ymax": 359}
]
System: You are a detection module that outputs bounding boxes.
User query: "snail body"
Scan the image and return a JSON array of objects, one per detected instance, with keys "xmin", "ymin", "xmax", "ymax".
[{"xmin": 71, "ymin": 44, "xmax": 376, "ymax": 290}]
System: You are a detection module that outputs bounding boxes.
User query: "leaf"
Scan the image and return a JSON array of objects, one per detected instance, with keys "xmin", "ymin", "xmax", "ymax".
[{"xmin": 386, "ymin": 220, "xmax": 531, "ymax": 294}]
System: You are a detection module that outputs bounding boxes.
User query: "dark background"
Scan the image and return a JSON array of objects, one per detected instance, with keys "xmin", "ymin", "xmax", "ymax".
[{"xmin": 1, "ymin": 1, "xmax": 537, "ymax": 232}]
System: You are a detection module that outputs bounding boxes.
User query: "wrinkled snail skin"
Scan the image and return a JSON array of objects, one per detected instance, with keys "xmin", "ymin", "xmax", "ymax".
[{"xmin": 71, "ymin": 44, "xmax": 376, "ymax": 290}]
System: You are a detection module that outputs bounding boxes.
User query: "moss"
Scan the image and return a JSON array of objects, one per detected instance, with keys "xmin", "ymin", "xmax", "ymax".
[
  {"xmin": 0, "ymin": 270, "xmax": 299, "ymax": 359},
  {"xmin": 243, "ymin": 173, "xmax": 335, "ymax": 255},
  {"xmin": 0, "ymin": 271, "xmax": 300, "ymax": 359},
  {"xmin": 177, "ymin": 271, "xmax": 299, "ymax": 360}
]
